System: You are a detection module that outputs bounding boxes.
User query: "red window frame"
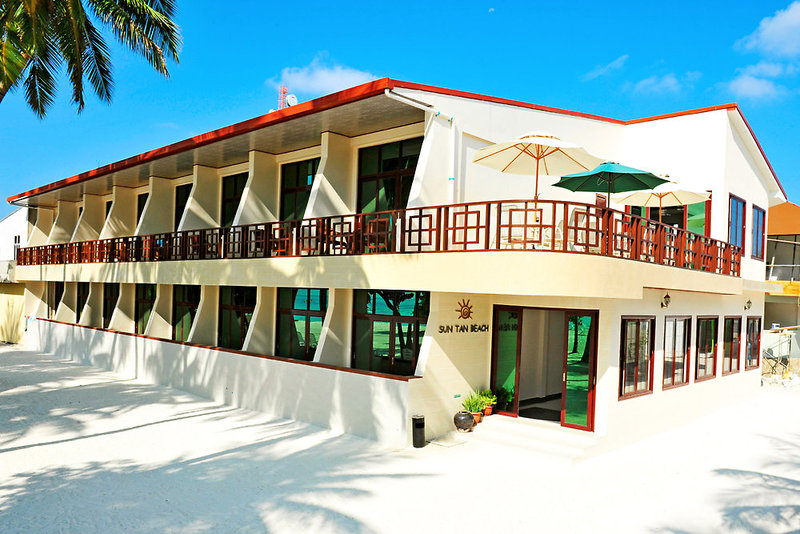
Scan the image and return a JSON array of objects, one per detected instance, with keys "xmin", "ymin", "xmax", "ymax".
[
  {"xmin": 728, "ymin": 194, "xmax": 746, "ymax": 250},
  {"xmin": 695, "ymin": 316, "xmax": 719, "ymax": 381},
  {"xmin": 722, "ymin": 316, "xmax": 742, "ymax": 375},
  {"xmin": 619, "ymin": 316, "xmax": 655, "ymax": 399},
  {"xmin": 663, "ymin": 316, "xmax": 691, "ymax": 389},
  {"xmin": 751, "ymin": 205, "xmax": 766, "ymax": 260},
  {"xmin": 745, "ymin": 316, "xmax": 762, "ymax": 370}
]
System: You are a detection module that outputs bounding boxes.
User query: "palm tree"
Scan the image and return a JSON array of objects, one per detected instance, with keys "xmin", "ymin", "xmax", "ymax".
[{"xmin": 0, "ymin": 0, "xmax": 180, "ymax": 118}]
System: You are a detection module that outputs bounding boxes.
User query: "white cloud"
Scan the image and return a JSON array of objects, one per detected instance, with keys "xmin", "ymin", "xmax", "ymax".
[
  {"xmin": 632, "ymin": 73, "xmax": 682, "ymax": 94},
  {"xmin": 582, "ymin": 54, "xmax": 629, "ymax": 81},
  {"xmin": 738, "ymin": 1, "xmax": 800, "ymax": 57},
  {"xmin": 741, "ymin": 61, "xmax": 786, "ymax": 77},
  {"xmin": 269, "ymin": 55, "xmax": 378, "ymax": 96},
  {"xmin": 488, "ymin": 7, "xmax": 495, "ymax": 12},
  {"xmin": 728, "ymin": 73, "xmax": 786, "ymax": 99}
]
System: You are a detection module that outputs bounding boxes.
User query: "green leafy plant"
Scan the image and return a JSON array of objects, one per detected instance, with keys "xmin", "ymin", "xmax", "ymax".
[
  {"xmin": 478, "ymin": 388, "xmax": 497, "ymax": 406},
  {"xmin": 461, "ymin": 392, "xmax": 485, "ymax": 413},
  {"xmin": 494, "ymin": 387, "xmax": 513, "ymax": 409}
]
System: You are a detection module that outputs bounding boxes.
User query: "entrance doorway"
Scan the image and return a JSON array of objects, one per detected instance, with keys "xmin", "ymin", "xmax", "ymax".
[{"xmin": 490, "ymin": 306, "xmax": 598, "ymax": 431}]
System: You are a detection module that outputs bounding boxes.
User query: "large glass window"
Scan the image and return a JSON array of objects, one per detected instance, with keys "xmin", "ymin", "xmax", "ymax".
[
  {"xmin": 172, "ymin": 285, "xmax": 201, "ymax": 342},
  {"xmin": 619, "ymin": 317, "xmax": 654, "ymax": 398},
  {"xmin": 135, "ymin": 284, "xmax": 156, "ymax": 335},
  {"xmin": 76, "ymin": 282, "xmax": 90, "ymax": 322},
  {"xmin": 352, "ymin": 290, "xmax": 429, "ymax": 376},
  {"xmin": 218, "ymin": 286, "xmax": 256, "ymax": 350},
  {"xmin": 752, "ymin": 206, "xmax": 765, "ymax": 260},
  {"xmin": 696, "ymin": 317, "xmax": 718, "ymax": 380},
  {"xmin": 221, "ymin": 173, "xmax": 248, "ymax": 228},
  {"xmin": 357, "ymin": 137, "xmax": 422, "ymax": 213},
  {"xmin": 728, "ymin": 195, "xmax": 746, "ymax": 249},
  {"xmin": 722, "ymin": 317, "xmax": 742, "ymax": 374},
  {"xmin": 280, "ymin": 158, "xmax": 319, "ymax": 221},
  {"xmin": 102, "ymin": 283, "xmax": 119, "ymax": 329},
  {"xmin": 174, "ymin": 184, "xmax": 192, "ymax": 231},
  {"xmin": 276, "ymin": 288, "xmax": 328, "ymax": 361},
  {"xmin": 687, "ymin": 199, "xmax": 710, "ymax": 235},
  {"xmin": 663, "ymin": 316, "xmax": 690, "ymax": 388},
  {"xmin": 746, "ymin": 317, "xmax": 761, "ymax": 369}
]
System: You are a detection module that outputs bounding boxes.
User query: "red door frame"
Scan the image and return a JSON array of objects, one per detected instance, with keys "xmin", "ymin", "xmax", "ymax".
[{"xmin": 490, "ymin": 305, "xmax": 523, "ymax": 417}]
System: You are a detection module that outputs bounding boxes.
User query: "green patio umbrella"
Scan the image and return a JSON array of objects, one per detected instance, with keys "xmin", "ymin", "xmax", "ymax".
[{"xmin": 552, "ymin": 162, "xmax": 669, "ymax": 198}]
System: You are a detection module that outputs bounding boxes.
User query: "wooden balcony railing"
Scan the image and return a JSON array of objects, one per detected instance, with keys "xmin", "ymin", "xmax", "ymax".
[{"xmin": 16, "ymin": 199, "xmax": 741, "ymax": 276}]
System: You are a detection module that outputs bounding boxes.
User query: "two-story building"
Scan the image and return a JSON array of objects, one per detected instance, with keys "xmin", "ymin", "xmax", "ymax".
[{"xmin": 9, "ymin": 79, "xmax": 785, "ymax": 453}]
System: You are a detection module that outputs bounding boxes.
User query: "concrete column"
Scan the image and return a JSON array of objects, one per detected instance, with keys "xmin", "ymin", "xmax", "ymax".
[
  {"xmin": 71, "ymin": 194, "xmax": 105, "ymax": 242},
  {"xmin": 314, "ymin": 288, "xmax": 352, "ymax": 367},
  {"xmin": 47, "ymin": 201, "xmax": 80, "ymax": 244},
  {"xmin": 55, "ymin": 282, "xmax": 78, "ymax": 323},
  {"xmin": 242, "ymin": 286, "xmax": 276, "ymax": 355},
  {"xmin": 24, "ymin": 282, "xmax": 47, "ymax": 319},
  {"xmin": 188, "ymin": 285, "xmax": 218, "ymax": 346},
  {"xmin": 108, "ymin": 283, "xmax": 135, "ymax": 332},
  {"xmin": 137, "ymin": 177, "xmax": 175, "ymax": 235},
  {"xmin": 179, "ymin": 165, "xmax": 219, "ymax": 231},
  {"xmin": 100, "ymin": 186, "xmax": 137, "ymax": 239},
  {"xmin": 305, "ymin": 132, "xmax": 355, "ymax": 218},
  {"xmin": 233, "ymin": 151, "xmax": 279, "ymax": 225},
  {"xmin": 79, "ymin": 282, "xmax": 103, "ymax": 327},
  {"xmin": 145, "ymin": 284, "xmax": 173, "ymax": 339},
  {"xmin": 28, "ymin": 207, "xmax": 55, "ymax": 247}
]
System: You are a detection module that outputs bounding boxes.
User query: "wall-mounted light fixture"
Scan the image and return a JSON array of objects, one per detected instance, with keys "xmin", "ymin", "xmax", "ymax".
[
  {"xmin": 744, "ymin": 299, "xmax": 752, "ymax": 311},
  {"xmin": 661, "ymin": 292, "xmax": 671, "ymax": 308}
]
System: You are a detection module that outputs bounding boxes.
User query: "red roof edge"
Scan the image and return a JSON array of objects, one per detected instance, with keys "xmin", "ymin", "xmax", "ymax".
[{"xmin": 625, "ymin": 103, "xmax": 739, "ymax": 124}]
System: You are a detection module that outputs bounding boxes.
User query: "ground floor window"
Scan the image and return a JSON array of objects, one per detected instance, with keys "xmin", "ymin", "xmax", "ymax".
[
  {"xmin": 76, "ymin": 282, "xmax": 90, "ymax": 322},
  {"xmin": 746, "ymin": 317, "xmax": 761, "ymax": 369},
  {"xmin": 696, "ymin": 317, "xmax": 718, "ymax": 380},
  {"xmin": 48, "ymin": 281, "xmax": 64, "ymax": 319},
  {"xmin": 722, "ymin": 316, "xmax": 742, "ymax": 374},
  {"xmin": 173, "ymin": 285, "xmax": 201, "ymax": 342},
  {"xmin": 276, "ymin": 288, "xmax": 327, "ymax": 361},
  {"xmin": 619, "ymin": 317, "xmax": 654, "ymax": 398},
  {"xmin": 663, "ymin": 316, "xmax": 690, "ymax": 388},
  {"xmin": 102, "ymin": 283, "xmax": 119, "ymax": 329},
  {"xmin": 352, "ymin": 290, "xmax": 429, "ymax": 376},
  {"xmin": 135, "ymin": 284, "xmax": 156, "ymax": 335},
  {"xmin": 217, "ymin": 286, "xmax": 256, "ymax": 350}
]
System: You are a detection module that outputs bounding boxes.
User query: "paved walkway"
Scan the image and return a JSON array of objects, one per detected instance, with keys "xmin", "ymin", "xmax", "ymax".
[{"xmin": 1, "ymin": 344, "xmax": 799, "ymax": 533}]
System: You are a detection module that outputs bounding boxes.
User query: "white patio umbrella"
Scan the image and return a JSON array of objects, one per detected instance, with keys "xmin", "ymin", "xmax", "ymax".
[
  {"xmin": 613, "ymin": 182, "xmax": 711, "ymax": 223},
  {"xmin": 472, "ymin": 131, "xmax": 604, "ymax": 200}
]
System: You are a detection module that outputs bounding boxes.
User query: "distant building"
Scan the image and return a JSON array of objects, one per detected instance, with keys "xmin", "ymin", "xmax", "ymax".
[
  {"xmin": 9, "ymin": 79, "xmax": 784, "ymax": 453},
  {"xmin": 0, "ymin": 208, "xmax": 27, "ymax": 342}
]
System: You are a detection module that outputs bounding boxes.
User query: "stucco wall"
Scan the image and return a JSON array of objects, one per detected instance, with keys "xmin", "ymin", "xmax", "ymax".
[{"xmin": 0, "ymin": 283, "xmax": 25, "ymax": 343}]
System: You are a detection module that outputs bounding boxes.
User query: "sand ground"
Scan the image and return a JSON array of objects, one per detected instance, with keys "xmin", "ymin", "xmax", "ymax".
[{"xmin": 1, "ymin": 343, "xmax": 799, "ymax": 533}]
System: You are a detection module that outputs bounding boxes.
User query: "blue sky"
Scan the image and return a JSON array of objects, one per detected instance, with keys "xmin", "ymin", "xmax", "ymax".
[{"xmin": 2, "ymin": 0, "xmax": 800, "ymax": 220}]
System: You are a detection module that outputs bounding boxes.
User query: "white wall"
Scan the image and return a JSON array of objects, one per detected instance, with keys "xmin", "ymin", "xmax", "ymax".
[{"xmin": 0, "ymin": 208, "xmax": 27, "ymax": 261}]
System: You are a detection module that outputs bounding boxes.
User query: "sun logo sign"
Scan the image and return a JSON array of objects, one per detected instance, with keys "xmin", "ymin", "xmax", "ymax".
[{"xmin": 456, "ymin": 299, "xmax": 474, "ymax": 320}]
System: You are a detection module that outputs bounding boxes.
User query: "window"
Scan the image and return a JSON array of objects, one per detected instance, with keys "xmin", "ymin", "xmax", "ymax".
[
  {"xmin": 280, "ymin": 159, "xmax": 319, "ymax": 221},
  {"xmin": 746, "ymin": 317, "xmax": 762, "ymax": 369},
  {"xmin": 722, "ymin": 317, "xmax": 742, "ymax": 375},
  {"xmin": 696, "ymin": 317, "xmax": 718, "ymax": 380},
  {"xmin": 76, "ymin": 282, "xmax": 90, "ymax": 322},
  {"xmin": 357, "ymin": 137, "xmax": 422, "ymax": 213},
  {"xmin": 217, "ymin": 286, "xmax": 256, "ymax": 350},
  {"xmin": 752, "ymin": 206, "xmax": 766, "ymax": 260},
  {"xmin": 172, "ymin": 285, "xmax": 201, "ymax": 342},
  {"xmin": 728, "ymin": 195, "xmax": 746, "ymax": 249},
  {"xmin": 137, "ymin": 193, "xmax": 149, "ymax": 225},
  {"xmin": 135, "ymin": 284, "xmax": 156, "ymax": 335},
  {"xmin": 105, "ymin": 200, "xmax": 113, "ymax": 220},
  {"xmin": 47, "ymin": 281, "xmax": 64, "ymax": 319},
  {"xmin": 102, "ymin": 283, "xmax": 119, "ymax": 329},
  {"xmin": 276, "ymin": 288, "xmax": 328, "ymax": 361},
  {"xmin": 687, "ymin": 197, "xmax": 711, "ymax": 236},
  {"xmin": 13, "ymin": 235, "xmax": 20, "ymax": 257},
  {"xmin": 221, "ymin": 173, "xmax": 248, "ymax": 228},
  {"xmin": 353, "ymin": 290, "xmax": 429, "ymax": 376},
  {"xmin": 174, "ymin": 184, "xmax": 192, "ymax": 231},
  {"xmin": 663, "ymin": 317, "xmax": 690, "ymax": 388},
  {"xmin": 619, "ymin": 317, "xmax": 655, "ymax": 398}
]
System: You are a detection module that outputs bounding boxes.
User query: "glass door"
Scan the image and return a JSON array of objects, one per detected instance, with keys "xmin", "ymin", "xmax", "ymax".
[
  {"xmin": 491, "ymin": 307, "xmax": 521, "ymax": 416},
  {"xmin": 562, "ymin": 312, "xmax": 597, "ymax": 430}
]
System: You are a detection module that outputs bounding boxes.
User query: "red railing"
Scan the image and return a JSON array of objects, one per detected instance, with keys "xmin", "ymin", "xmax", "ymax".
[{"xmin": 15, "ymin": 199, "xmax": 741, "ymax": 276}]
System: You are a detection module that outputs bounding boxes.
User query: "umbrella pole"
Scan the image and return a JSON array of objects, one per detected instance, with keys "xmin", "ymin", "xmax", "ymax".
[
  {"xmin": 659, "ymin": 197, "xmax": 663, "ymax": 224},
  {"xmin": 534, "ymin": 158, "xmax": 540, "ymax": 202}
]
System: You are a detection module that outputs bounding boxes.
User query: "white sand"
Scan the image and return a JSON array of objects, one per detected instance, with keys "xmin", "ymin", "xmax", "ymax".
[{"xmin": 1, "ymin": 343, "xmax": 799, "ymax": 533}]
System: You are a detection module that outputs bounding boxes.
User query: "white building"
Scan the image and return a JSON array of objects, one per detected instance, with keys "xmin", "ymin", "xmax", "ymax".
[
  {"xmin": 0, "ymin": 208, "xmax": 28, "ymax": 341},
  {"xmin": 9, "ymin": 79, "xmax": 785, "ymax": 454}
]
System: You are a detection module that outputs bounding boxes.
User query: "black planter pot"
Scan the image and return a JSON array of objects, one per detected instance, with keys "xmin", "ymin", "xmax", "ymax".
[{"xmin": 453, "ymin": 410, "xmax": 475, "ymax": 432}]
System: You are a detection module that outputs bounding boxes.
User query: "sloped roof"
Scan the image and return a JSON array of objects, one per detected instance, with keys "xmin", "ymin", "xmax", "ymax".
[{"xmin": 769, "ymin": 202, "xmax": 800, "ymax": 235}]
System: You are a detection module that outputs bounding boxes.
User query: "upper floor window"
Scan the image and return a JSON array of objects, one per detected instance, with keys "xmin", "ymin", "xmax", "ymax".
[
  {"xmin": 174, "ymin": 184, "xmax": 192, "ymax": 231},
  {"xmin": 13, "ymin": 235, "xmax": 20, "ymax": 256},
  {"xmin": 221, "ymin": 173, "xmax": 248, "ymax": 228},
  {"xmin": 280, "ymin": 158, "xmax": 319, "ymax": 221},
  {"xmin": 728, "ymin": 195, "xmax": 746, "ymax": 249},
  {"xmin": 752, "ymin": 206, "xmax": 765, "ymax": 260},
  {"xmin": 137, "ymin": 193, "xmax": 149, "ymax": 225},
  {"xmin": 357, "ymin": 137, "xmax": 422, "ymax": 213},
  {"xmin": 105, "ymin": 200, "xmax": 113, "ymax": 221}
]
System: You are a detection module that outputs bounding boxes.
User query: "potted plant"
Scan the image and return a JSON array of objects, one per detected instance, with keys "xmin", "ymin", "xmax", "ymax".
[
  {"xmin": 494, "ymin": 387, "xmax": 513, "ymax": 412},
  {"xmin": 462, "ymin": 392, "xmax": 486, "ymax": 425},
  {"xmin": 479, "ymin": 389, "xmax": 497, "ymax": 416}
]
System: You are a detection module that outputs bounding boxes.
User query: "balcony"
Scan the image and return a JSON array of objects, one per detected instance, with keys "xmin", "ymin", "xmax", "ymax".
[{"xmin": 15, "ymin": 199, "xmax": 741, "ymax": 277}]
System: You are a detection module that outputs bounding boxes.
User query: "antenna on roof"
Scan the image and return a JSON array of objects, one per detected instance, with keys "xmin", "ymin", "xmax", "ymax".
[{"xmin": 278, "ymin": 85, "xmax": 298, "ymax": 109}]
